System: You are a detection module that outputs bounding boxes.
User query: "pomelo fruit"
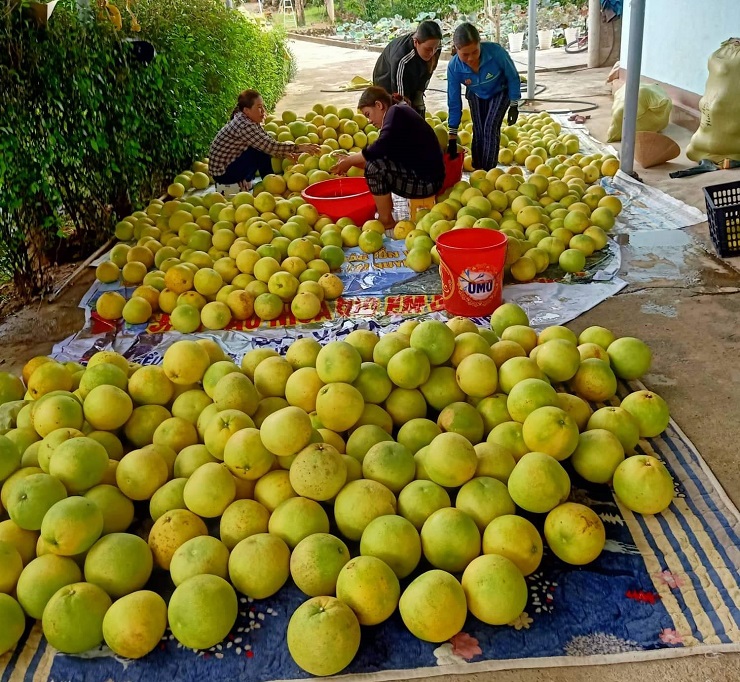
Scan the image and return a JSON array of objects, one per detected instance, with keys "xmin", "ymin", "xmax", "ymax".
[
  {"xmin": 545, "ymin": 502, "xmax": 605, "ymax": 565},
  {"xmin": 315, "ymin": 341, "xmax": 362, "ymax": 383},
  {"xmin": 555, "ymin": 393, "xmax": 593, "ymax": 430},
  {"xmin": 83, "ymin": 385, "xmax": 133, "ymax": 431},
  {"xmin": 289, "ymin": 442, "xmax": 347, "ymax": 501},
  {"xmin": 535, "ymin": 338, "xmax": 581, "ymax": 382},
  {"xmin": 284, "ymin": 367, "xmax": 324, "ymax": 412},
  {"xmin": 361, "ymin": 441, "xmax": 415, "ymax": 493},
  {"xmin": 506, "ymin": 378, "xmax": 559, "ymax": 423},
  {"xmin": 490, "ymin": 340, "xmax": 527, "ymax": 367},
  {"xmin": 490, "ymin": 303, "xmax": 529, "ymax": 337},
  {"xmin": 399, "ymin": 570, "xmax": 467, "ymax": 642},
  {"xmin": 571, "ymin": 429, "xmax": 625, "ymax": 483},
  {"xmin": 41, "ymin": 496, "xmax": 103, "ymax": 556},
  {"xmin": 290, "ymin": 533, "xmax": 350, "ymax": 597},
  {"xmin": 269, "ymin": 497, "xmax": 329, "ymax": 548},
  {"xmin": 334, "ymin": 479, "xmax": 396, "ymax": 541},
  {"xmin": 184, "ymin": 462, "xmax": 236, "ymax": 518},
  {"xmin": 48, "ymin": 436, "xmax": 109, "ymax": 494},
  {"xmin": 15, "ymin": 554, "xmax": 82, "ymax": 619},
  {"xmin": 84, "ymin": 533, "xmax": 153, "ymax": 598},
  {"xmin": 420, "ymin": 366, "xmax": 466, "ymax": 411},
  {"xmin": 352, "ymin": 362, "xmax": 393, "ymax": 404},
  {"xmin": 163, "ymin": 340, "xmax": 211, "ymax": 385},
  {"xmin": 0, "ymin": 519, "xmax": 38, "ymax": 565},
  {"xmin": 437, "ymin": 401, "xmax": 485, "ymax": 443},
  {"xmin": 577, "ymin": 342, "xmax": 609, "ymax": 363},
  {"xmin": 507, "ymin": 452, "xmax": 570, "ymax": 513},
  {"xmin": 360, "ymin": 514, "xmax": 421, "ymax": 579},
  {"xmin": 462, "ymin": 553, "xmax": 528, "ymax": 624},
  {"xmin": 522, "ymin": 406, "xmax": 580, "ymax": 461},
  {"xmin": 498, "ymin": 356, "xmax": 548, "ymax": 393},
  {"xmin": 409, "ymin": 320, "xmax": 456, "ymax": 366},
  {"xmin": 482, "ymin": 514, "xmax": 543, "ymax": 575},
  {"xmin": 223, "ymin": 428, "xmax": 274, "ymax": 481},
  {"xmin": 42, "ymin": 582, "xmax": 112, "ymax": 654},
  {"xmin": 229, "ymin": 533, "xmax": 290, "ymax": 598},
  {"xmin": 203, "ymin": 409, "xmax": 254, "ymax": 461},
  {"xmin": 336, "ymin": 555, "xmax": 400, "ymax": 625},
  {"xmin": 254, "ymin": 469, "xmax": 296, "ymax": 512},
  {"xmin": 396, "ymin": 418, "xmax": 442, "ymax": 455},
  {"xmin": 501, "ymin": 325, "xmax": 538, "ymax": 354},
  {"xmin": 612, "ymin": 455, "xmax": 674, "ymax": 514},
  {"xmin": 0, "ymin": 541, "xmax": 23, "ymax": 594},
  {"xmin": 170, "ymin": 535, "xmax": 230, "ymax": 586},
  {"xmin": 287, "ymin": 596, "xmax": 361, "ymax": 676},
  {"xmin": 456, "ymin": 476, "xmax": 516, "ymax": 531},
  {"xmin": 260, "ymin": 406, "xmax": 313, "ymax": 457},
  {"xmin": 116, "ymin": 448, "xmax": 168, "ymax": 501},
  {"xmin": 148, "ymin": 509, "xmax": 208, "ymax": 570},
  {"xmin": 455, "ymin": 353, "xmax": 498, "ymax": 398},
  {"xmin": 213, "ymin": 373, "xmax": 260, "ymax": 415},
  {"xmin": 578, "ymin": 325, "xmax": 615, "ymax": 349},
  {"xmin": 619, "ymin": 390, "xmax": 670, "ymax": 438},
  {"xmin": 219, "ymin": 499, "xmax": 270, "ymax": 550},
  {"xmin": 7, "ymin": 473, "xmax": 67, "ymax": 531},
  {"xmin": 607, "ymin": 337, "xmax": 652, "ymax": 380},
  {"xmin": 345, "ymin": 424, "xmax": 394, "ymax": 463},
  {"xmin": 83, "ymin": 484, "xmax": 134, "ymax": 535},
  {"xmin": 474, "ymin": 442, "xmax": 516, "ymax": 482},
  {"xmin": 168, "ymin": 575, "xmax": 237, "ymax": 650},
  {"xmin": 476, "ymin": 394, "xmax": 512, "ymax": 433},
  {"xmin": 397, "ymin": 480, "xmax": 451, "ymax": 531},
  {"xmin": 124, "ymin": 405, "xmax": 171, "ymax": 448},
  {"xmin": 487, "ymin": 421, "xmax": 528, "ymax": 461},
  {"xmin": 421, "ymin": 507, "xmax": 481, "ymax": 573},
  {"xmin": 149, "ymin": 478, "xmax": 187, "ymax": 521},
  {"xmin": 0, "ymin": 594, "xmax": 25, "ymax": 655},
  {"xmin": 587, "ymin": 406, "xmax": 640, "ymax": 454},
  {"xmin": 32, "ymin": 394, "xmax": 84, "ymax": 437},
  {"xmin": 315, "ymin": 382, "xmax": 364, "ymax": 432},
  {"xmin": 102, "ymin": 590, "xmax": 168, "ymax": 659},
  {"xmin": 570, "ymin": 358, "xmax": 617, "ymax": 402},
  {"xmin": 425, "ymin": 432, "xmax": 477, "ymax": 487}
]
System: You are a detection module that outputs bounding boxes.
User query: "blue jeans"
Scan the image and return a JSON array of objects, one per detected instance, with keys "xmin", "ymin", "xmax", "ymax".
[{"xmin": 214, "ymin": 146, "xmax": 274, "ymax": 184}]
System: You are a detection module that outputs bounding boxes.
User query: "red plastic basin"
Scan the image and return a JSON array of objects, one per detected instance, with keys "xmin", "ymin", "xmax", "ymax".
[{"xmin": 301, "ymin": 177, "xmax": 377, "ymax": 224}]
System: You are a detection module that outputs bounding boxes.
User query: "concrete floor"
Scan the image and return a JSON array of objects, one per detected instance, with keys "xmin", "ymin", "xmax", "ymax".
[{"xmin": 279, "ymin": 39, "xmax": 740, "ymax": 682}]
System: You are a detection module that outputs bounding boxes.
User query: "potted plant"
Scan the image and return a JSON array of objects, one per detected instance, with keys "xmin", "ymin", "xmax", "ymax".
[
  {"xmin": 506, "ymin": 6, "xmax": 526, "ymax": 53},
  {"xmin": 536, "ymin": 4, "xmax": 557, "ymax": 50},
  {"xmin": 562, "ymin": 2, "xmax": 582, "ymax": 45}
]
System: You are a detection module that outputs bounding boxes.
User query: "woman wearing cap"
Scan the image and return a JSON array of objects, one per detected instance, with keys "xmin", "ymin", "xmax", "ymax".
[
  {"xmin": 331, "ymin": 86, "xmax": 445, "ymax": 230},
  {"xmin": 372, "ymin": 20, "xmax": 443, "ymax": 118},
  {"xmin": 209, "ymin": 89, "xmax": 320, "ymax": 192},
  {"xmin": 446, "ymin": 23, "xmax": 521, "ymax": 170}
]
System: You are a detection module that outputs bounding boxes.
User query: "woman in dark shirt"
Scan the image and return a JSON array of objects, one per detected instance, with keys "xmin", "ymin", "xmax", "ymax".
[
  {"xmin": 373, "ymin": 20, "xmax": 443, "ymax": 118},
  {"xmin": 331, "ymin": 86, "xmax": 445, "ymax": 230}
]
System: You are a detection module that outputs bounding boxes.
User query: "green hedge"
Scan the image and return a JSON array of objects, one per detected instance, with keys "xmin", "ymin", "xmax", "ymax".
[{"xmin": 0, "ymin": 0, "xmax": 291, "ymax": 298}]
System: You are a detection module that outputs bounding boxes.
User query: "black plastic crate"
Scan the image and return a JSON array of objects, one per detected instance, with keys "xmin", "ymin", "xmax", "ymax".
[{"xmin": 703, "ymin": 180, "xmax": 740, "ymax": 257}]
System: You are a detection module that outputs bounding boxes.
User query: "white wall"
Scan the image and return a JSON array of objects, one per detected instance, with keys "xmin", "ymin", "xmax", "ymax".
[{"xmin": 621, "ymin": 0, "xmax": 740, "ymax": 96}]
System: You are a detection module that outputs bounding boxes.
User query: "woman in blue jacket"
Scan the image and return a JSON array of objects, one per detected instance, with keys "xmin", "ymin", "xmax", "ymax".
[{"xmin": 447, "ymin": 23, "xmax": 522, "ymax": 170}]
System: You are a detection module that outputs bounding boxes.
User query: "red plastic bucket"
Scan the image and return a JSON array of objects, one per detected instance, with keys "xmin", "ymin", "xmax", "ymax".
[
  {"xmin": 439, "ymin": 150, "xmax": 465, "ymax": 195},
  {"xmin": 301, "ymin": 177, "xmax": 377, "ymax": 224},
  {"xmin": 436, "ymin": 228, "xmax": 508, "ymax": 317}
]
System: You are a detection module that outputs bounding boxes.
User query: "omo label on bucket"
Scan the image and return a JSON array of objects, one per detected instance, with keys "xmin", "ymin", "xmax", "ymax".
[{"xmin": 457, "ymin": 266, "xmax": 499, "ymax": 307}]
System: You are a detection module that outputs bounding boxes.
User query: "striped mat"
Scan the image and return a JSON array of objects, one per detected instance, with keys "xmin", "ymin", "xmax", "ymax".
[{"xmin": 1, "ymin": 382, "xmax": 738, "ymax": 682}]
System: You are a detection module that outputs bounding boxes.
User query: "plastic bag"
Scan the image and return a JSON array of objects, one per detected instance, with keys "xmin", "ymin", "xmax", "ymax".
[
  {"xmin": 687, "ymin": 38, "xmax": 740, "ymax": 162},
  {"xmin": 607, "ymin": 83, "xmax": 672, "ymax": 142}
]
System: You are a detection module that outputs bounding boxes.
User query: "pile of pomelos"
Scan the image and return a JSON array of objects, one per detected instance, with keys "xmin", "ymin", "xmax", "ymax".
[
  {"xmin": 399, "ymin": 112, "xmax": 624, "ymax": 281},
  {"xmin": 0, "ymin": 305, "xmax": 675, "ymax": 674}
]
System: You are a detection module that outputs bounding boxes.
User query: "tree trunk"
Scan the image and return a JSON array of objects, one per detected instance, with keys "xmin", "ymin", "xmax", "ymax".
[
  {"xmin": 13, "ymin": 219, "xmax": 52, "ymax": 301},
  {"xmin": 295, "ymin": 0, "xmax": 305, "ymax": 26},
  {"xmin": 326, "ymin": 0, "xmax": 334, "ymax": 23}
]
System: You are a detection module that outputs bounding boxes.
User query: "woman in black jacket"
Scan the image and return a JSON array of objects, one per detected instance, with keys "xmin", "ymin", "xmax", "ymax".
[
  {"xmin": 372, "ymin": 20, "xmax": 443, "ymax": 118},
  {"xmin": 331, "ymin": 87, "xmax": 445, "ymax": 230}
]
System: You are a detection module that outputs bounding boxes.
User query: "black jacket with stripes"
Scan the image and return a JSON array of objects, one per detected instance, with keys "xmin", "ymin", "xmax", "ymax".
[{"xmin": 372, "ymin": 33, "xmax": 441, "ymax": 108}]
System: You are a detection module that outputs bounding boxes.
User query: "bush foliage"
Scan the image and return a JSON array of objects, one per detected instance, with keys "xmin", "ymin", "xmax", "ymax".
[{"xmin": 0, "ymin": 0, "xmax": 291, "ymax": 299}]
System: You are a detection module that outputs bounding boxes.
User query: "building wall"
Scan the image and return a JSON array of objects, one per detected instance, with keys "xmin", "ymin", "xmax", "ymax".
[{"xmin": 620, "ymin": 0, "xmax": 740, "ymax": 97}]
